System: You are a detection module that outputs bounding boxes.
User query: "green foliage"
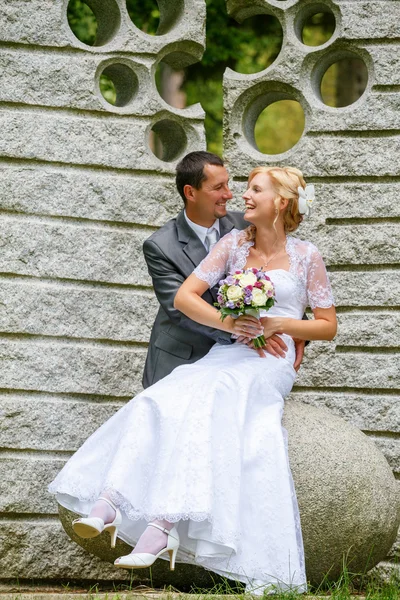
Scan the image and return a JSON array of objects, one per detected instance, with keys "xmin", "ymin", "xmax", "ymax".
[
  {"xmin": 67, "ymin": 0, "xmax": 97, "ymax": 45},
  {"xmin": 255, "ymin": 100, "xmax": 305, "ymax": 155},
  {"xmin": 99, "ymin": 74, "xmax": 117, "ymax": 105},
  {"xmin": 126, "ymin": 0, "xmax": 160, "ymax": 35}
]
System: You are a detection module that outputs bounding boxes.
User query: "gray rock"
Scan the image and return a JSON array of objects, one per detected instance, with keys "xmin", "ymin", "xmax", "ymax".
[
  {"xmin": 58, "ymin": 401, "xmax": 400, "ymax": 586},
  {"xmin": 282, "ymin": 401, "xmax": 400, "ymax": 584}
]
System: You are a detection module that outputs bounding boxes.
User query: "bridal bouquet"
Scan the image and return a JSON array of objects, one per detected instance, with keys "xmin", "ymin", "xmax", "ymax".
[{"xmin": 215, "ymin": 268, "xmax": 276, "ymax": 348}]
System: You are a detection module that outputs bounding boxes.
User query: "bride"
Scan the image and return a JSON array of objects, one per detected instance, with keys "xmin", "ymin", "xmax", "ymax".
[{"xmin": 49, "ymin": 166, "xmax": 336, "ymax": 594}]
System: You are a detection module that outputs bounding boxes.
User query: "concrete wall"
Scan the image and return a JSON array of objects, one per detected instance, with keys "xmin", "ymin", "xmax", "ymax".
[{"xmin": 0, "ymin": 0, "xmax": 398, "ymax": 586}]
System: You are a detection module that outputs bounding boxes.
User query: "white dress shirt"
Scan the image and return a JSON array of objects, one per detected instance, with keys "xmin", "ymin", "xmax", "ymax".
[{"xmin": 184, "ymin": 210, "xmax": 220, "ymax": 249}]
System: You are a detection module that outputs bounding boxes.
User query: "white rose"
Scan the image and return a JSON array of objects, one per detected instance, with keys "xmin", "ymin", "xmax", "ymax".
[
  {"xmin": 252, "ymin": 288, "xmax": 267, "ymax": 307},
  {"xmin": 239, "ymin": 272, "xmax": 257, "ymax": 287},
  {"xmin": 262, "ymin": 280, "xmax": 274, "ymax": 293},
  {"xmin": 226, "ymin": 285, "xmax": 244, "ymax": 302}
]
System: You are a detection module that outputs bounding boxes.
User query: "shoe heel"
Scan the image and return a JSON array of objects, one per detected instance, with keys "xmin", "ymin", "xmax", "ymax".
[
  {"xmin": 108, "ymin": 526, "xmax": 118, "ymax": 549},
  {"xmin": 168, "ymin": 546, "xmax": 178, "ymax": 571}
]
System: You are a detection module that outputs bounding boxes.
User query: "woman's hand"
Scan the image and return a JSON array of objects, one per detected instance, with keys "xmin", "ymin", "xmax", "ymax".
[
  {"xmin": 260, "ymin": 316, "xmax": 282, "ymax": 339},
  {"xmin": 231, "ymin": 315, "xmax": 263, "ymax": 338}
]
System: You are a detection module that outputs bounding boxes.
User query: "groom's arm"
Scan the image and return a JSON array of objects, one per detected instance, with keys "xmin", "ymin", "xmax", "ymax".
[{"xmin": 143, "ymin": 239, "xmax": 233, "ymax": 345}]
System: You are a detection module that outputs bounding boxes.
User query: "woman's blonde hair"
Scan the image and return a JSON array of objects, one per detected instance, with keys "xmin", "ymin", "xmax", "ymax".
[{"xmin": 243, "ymin": 166, "xmax": 306, "ymax": 242}]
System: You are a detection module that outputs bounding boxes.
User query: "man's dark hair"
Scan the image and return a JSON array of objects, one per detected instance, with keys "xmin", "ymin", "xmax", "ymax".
[{"xmin": 176, "ymin": 151, "xmax": 224, "ymax": 203}]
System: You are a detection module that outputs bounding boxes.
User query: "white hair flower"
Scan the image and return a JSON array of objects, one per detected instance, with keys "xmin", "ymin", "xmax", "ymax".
[{"xmin": 298, "ymin": 184, "xmax": 315, "ymax": 217}]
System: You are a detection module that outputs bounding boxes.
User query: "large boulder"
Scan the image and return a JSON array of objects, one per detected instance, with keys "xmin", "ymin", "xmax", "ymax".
[
  {"xmin": 59, "ymin": 400, "xmax": 400, "ymax": 587},
  {"xmin": 282, "ymin": 400, "xmax": 400, "ymax": 584}
]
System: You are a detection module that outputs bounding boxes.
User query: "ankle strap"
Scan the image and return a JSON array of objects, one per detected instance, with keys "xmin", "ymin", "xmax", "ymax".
[
  {"xmin": 148, "ymin": 522, "xmax": 173, "ymax": 535},
  {"xmin": 98, "ymin": 496, "xmax": 117, "ymax": 511}
]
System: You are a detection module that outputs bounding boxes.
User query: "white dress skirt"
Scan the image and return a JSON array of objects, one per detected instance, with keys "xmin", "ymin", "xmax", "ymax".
[{"xmin": 49, "ymin": 231, "xmax": 335, "ymax": 594}]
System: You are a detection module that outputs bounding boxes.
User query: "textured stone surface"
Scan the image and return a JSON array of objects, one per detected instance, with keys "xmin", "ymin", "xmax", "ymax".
[
  {"xmin": 226, "ymin": 135, "xmax": 400, "ymax": 178},
  {"xmin": 0, "ymin": 521, "xmax": 130, "ymax": 581},
  {"xmin": 0, "ymin": 166, "xmax": 182, "ymax": 226},
  {"xmin": 367, "ymin": 435, "xmax": 400, "ymax": 475},
  {"xmin": 0, "ymin": 280, "xmax": 157, "ymax": 342},
  {"xmin": 0, "ymin": 340, "xmax": 146, "ymax": 397},
  {"xmin": 290, "ymin": 391, "xmax": 400, "ymax": 434},
  {"xmin": 283, "ymin": 401, "xmax": 400, "ymax": 584},
  {"xmin": 369, "ymin": 45, "xmax": 400, "ymax": 86},
  {"xmin": 298, "ymin": 347, "xmax": 400, "ymax": 390},
  {"xmin": 340, "ymin": 2, "xmax": 400, "ymax": 40},
  {"xmin": 0, "ymin": 50, "xmax": 204, "ymax": 118},
  {"xmin": 58, "ymin": 401, "xmax": 400, "ymax": 586},
  {"xmin": 0, "ymin": 217, "xmax": 151, "ymax": 285},
  {"xmin": 335, "ymin": 312, "xmax": 400, "ymax": 347},
  {"xmin": 0, "ymin": 110, "xmax": 204, "ymax": 172},
  {"xmin": 0, "ymin": 457, "xmax": 66, "ymax": 514},
  {"xmin": 0, "ymin": 395, "xmax": 124, "ymax": 452},
  {"xmin": 330, "ymin": 271, "xmax": 400, "ymax": 308},
  {"xmin": 0, "ymin": 0, "xmax": 206, "ymax": 56},
  {"xmin": 230, "ymin": 181, "xmax": 400, "ymax": 219}
]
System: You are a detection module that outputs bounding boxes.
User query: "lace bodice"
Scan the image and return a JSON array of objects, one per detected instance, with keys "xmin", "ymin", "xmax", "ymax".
[{"xmin": 193, "ymin": 229, "xmax": 334, "ymax": 314}]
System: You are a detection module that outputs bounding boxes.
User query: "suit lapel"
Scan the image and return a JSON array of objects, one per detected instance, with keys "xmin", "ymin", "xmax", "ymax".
[
  {"xmin": 176, "ymin": 210, "xmax": 208, "ymax": 268},
  {"xmin": 219, "ymin": 215, "xmax": 236, "ymax": 238}
]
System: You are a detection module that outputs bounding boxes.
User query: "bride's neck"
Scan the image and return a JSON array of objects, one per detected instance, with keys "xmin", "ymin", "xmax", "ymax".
[{"xmin": 253, "ymin": 224, "xmax": 286, "ymax": 254}]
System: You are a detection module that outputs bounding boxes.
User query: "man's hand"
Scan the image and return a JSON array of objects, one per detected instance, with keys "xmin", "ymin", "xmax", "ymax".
[
  {"xmin": 293, "ymin": 338, "xmax": 306, "ymax": 372},
  {"xmin": 235, "ymin": 333, "xmax": 288, "ymax": 359}
]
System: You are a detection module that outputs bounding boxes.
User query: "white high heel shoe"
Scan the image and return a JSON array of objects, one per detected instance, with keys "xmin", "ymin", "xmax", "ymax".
[
  {"xmin": 114, "ymin": 523, "xmax": 180, "ymax": 570},
  {"xmin": 72, "ymin": 496, "xmax": 122, "ymax": 548}
]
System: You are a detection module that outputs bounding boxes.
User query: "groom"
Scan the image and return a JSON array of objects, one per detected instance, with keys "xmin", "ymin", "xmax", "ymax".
[{"xmin": 142, "ymin": 151, "xmax": 305, "ymax": 388}]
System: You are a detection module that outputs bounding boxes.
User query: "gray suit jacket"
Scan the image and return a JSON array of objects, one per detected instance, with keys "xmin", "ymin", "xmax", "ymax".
[{"xmin": 142, "ymin": 209, "xmax": 249, "ymax": 388}]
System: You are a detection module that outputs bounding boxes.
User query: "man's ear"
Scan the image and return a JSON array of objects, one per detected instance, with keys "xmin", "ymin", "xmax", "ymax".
[{"xmin": 184, "ymin": 184, "xmax": 196, "ymax": 204}]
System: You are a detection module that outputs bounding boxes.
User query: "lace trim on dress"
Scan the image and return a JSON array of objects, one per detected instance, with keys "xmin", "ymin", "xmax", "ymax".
[{"xmin": 193, "ymin": 229, "xmax": 334, "ymax": 312}]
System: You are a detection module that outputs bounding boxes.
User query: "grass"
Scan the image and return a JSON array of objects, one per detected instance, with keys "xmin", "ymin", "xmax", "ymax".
[{"xmin": 1, "ymin": 564, "xmax": 399, "ymax": 600}]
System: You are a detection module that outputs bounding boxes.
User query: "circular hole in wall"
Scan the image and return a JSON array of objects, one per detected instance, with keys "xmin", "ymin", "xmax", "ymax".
[
  {"xmin": 67, "ymin": 0, "xmax": 120, "ymax": 46},
  {"xmin": 149, "ymin": 120, "xmax": 187, "ymax": 162},
  {"xmin": 320, "ymin": 56, "xmax": 368, "ymax": 107},
  {"xmin": 99, "ymin": 73, "xmax": 117, "ymax": 105},
  {"xmin": 301, "ymin": 11, "xmax": 336, "ymax": 46},
  {"xmin": 232, "ymin": 14, "xmax": 283, "ymax": 74},
  {"xmin": 254, "ymin": 100, "xmax": 305, "ymax": 154},
  {"xmin": 126, "ymin": 0, "xmax": 184, "ymax": 36},
  {"xmin": 155, "ymin": 52, "xmax": 200, "ymax": 109},
  {"xmin": 98, "ymin": 63, "xmax": 139, "ymax": 107}
]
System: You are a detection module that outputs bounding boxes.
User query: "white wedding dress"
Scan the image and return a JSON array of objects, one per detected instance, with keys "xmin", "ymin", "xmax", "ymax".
[{"xmin": 49, "ymin": 230, "xmax": 334, "ymax": 594}]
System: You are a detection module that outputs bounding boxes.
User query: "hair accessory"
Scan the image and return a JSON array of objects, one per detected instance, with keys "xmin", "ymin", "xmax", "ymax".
[{"xmin": 297, "ymin": 184, "xmax": 315, "ymax": 217}]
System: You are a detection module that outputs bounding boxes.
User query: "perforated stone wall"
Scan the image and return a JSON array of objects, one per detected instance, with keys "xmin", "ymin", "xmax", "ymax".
[
  {"xmin": 224, "ymin": 0, "xmax": 400, "ymax": 578},
  {"xmin": 0, "ymin": 0, "xmax": 205, "ymax": 583},
  {"xmin": 0, "ymin": 0, "xmax": 398, "ymax": 586}
]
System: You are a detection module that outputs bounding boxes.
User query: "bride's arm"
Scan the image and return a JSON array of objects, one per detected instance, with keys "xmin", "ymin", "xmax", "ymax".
[
  {"xmin": 175, "ymin": 273, "xmax": 263, "ymax": 338},
  {"xmin": 174, "ymin": 232, "xmax": 263, "ymax": 339},
  {"xmin": 262, "ymin": 306, "xmax": 337, "ymax": 341},
  {"xmin": 262, "ymin": 244, "xmax": 337, "ymax": 341}
]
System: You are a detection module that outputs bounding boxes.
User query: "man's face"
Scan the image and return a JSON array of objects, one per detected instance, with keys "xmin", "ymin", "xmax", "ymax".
[{"xmin": 186, "ymin": 164, "xmax": 233, "ymax": 223}]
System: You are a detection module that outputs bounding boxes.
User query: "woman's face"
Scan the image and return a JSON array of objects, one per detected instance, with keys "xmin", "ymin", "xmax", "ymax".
[{"xmin": 243, "ymin": 173, "xmax": 278, "ymax": 225}]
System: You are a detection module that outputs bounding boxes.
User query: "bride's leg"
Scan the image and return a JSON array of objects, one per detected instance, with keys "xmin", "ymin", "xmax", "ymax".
[
  {"xmin": 132, "ymin": 519, "xmax": 174, "ymax": 554},
  {"xmin": 114, "ymin": 519, "xmax": 175, "ymax": 565},
  {"xmin": 88, "ymin": 491, "xmax": 116, "ymax": 524},
  {"xmin": 87, "ymin": 493, "xmax": 174, "ymax": 556}
]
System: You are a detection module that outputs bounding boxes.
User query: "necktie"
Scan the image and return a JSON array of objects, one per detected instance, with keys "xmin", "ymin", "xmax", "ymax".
[{"xmin": 205, "ymin": 227, "xmax": 219, "ymax": 251}]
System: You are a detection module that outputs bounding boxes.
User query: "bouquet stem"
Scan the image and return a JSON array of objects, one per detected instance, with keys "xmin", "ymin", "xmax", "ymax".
[{"xmin": 253, "ymin": 335, "xmax": 266, "ymax": 348}]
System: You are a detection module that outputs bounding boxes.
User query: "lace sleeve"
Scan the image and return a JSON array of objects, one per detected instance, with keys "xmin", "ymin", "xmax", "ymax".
[
  {"xmin": 306, "ymin": 244, "xmax": 335, "ymax": 309},
  {"xmin": 193, "ymin": 231, "xmax": 236, "ymax": 288}
]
